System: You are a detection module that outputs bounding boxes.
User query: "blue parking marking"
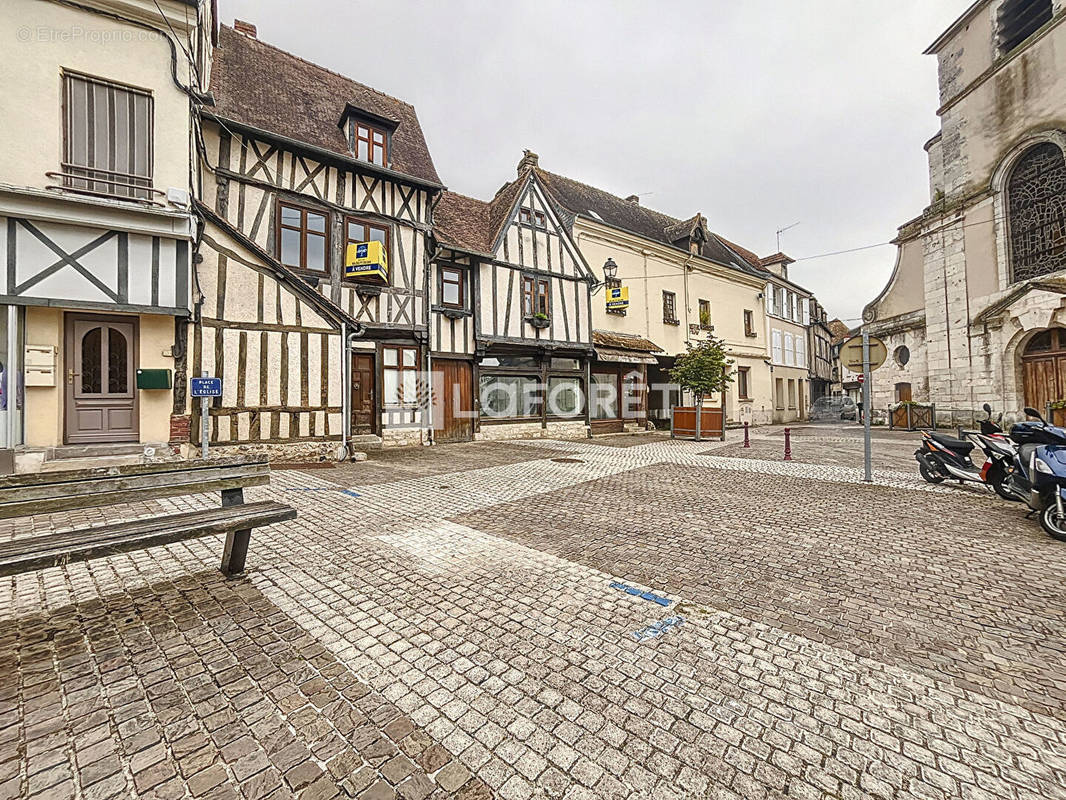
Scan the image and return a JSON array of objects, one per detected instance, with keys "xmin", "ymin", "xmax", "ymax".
[
  {"xmin": 632, "ymin": 616, "xmax": 685, "ymax": 643},
  {"xmin": 609, "ymin": 581, "xmax": 671, "ymax": 607}
]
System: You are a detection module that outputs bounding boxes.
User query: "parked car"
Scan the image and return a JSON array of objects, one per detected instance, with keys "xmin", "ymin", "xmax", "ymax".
[{"xmin": 810, "ymin": 395, "xmax": 858, "ymax": 421}]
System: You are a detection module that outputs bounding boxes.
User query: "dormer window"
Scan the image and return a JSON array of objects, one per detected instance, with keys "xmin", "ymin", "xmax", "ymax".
[
  {"xmin": 519, "ymin": 207, "xmax": 546, "ymax": 229},
  {"xmin": 998, "ymin": 0, "xmax": 1052, "ymax": 55},
  {"xmin": 351, "ymin": 120, "xmax": 387, "ymax": 166}
]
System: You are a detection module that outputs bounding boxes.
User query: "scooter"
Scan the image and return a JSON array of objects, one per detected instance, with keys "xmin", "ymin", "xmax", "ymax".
[
  {"xmin": 999, "ymin": 407, "xmax": 1066, "ymax": 541},
  {"xmin": 914, "ymin": 403, "xmax": 1010, "ymax": 491},
  {"xmin": 968, "ymin": 403, "xmax": 1020, "ymax": 501}
]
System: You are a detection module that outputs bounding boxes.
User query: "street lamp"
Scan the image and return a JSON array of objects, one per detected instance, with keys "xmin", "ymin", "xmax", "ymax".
[{"xmin": 603, "ymin": 258, "xmax": 618, "ymax": 281}]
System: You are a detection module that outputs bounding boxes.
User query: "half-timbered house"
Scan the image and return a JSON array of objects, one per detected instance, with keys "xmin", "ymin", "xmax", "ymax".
[
  {"xmin": 430, "ymin": 160, "xmax": 597, "ymax": 441},
  {"xmin": 191, "ymin": 22, "xmax": 444, "ymax": 456}
]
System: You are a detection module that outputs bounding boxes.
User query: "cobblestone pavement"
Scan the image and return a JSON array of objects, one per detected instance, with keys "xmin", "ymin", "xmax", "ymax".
[{"xmin": 2, "ymin": 429, "xmax": 1066, "ymax": 800}]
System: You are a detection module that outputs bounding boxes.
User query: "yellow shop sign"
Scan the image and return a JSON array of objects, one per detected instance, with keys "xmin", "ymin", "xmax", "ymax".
[
  {"xmin": 344, "ymin": 240, "xmax": 388, "ymax": 281},
  {"xmin": 606, "ymin": 285, "xmax": 629, "ymax": 310}
]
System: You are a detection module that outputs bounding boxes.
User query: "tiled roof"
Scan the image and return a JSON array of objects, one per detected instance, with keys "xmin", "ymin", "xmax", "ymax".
[
  {"xmin": 592, "ymin": 330, "xmax": 663, "ymax": 353},
  {"xmin": 758, "ymin": 252, "xmax": 795, "ymax": 266},
  {"xmin": 433, "ymin": 192, "xmax": 492, "ymax": 254},
  {"xmin": 209, "ymin": 25, "xmax": 441, "ymax": 186},
  {"xmin": 531, "ymin": 168, "xmax": 767, "ymax": 277},
  {"xmin": 433, "ymin": 178, "xmax": 529, "ymax": 256},
  {"xmin": 827, "ymin": 319, "xmax": 852, "ymax": 344}
]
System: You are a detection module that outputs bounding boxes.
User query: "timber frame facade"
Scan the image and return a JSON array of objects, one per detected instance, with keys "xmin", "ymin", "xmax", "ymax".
[
  {"xmin": 190, "ymin": 23, "xmax": 444, "ymax": 455},
  {"xmin": 431, "ymin": 167, "xmax": 597, "ymax": 442}
]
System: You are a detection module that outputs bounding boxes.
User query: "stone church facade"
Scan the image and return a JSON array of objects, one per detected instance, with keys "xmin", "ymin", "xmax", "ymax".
[{"xmin": 864, "ymin": 0, "xmax": 1066, "ymax": 421}]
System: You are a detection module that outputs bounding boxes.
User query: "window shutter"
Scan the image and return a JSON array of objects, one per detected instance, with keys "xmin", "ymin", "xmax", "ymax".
[
  {"xmin": 765, "ymin": 284, "xmax": 773, "ymax": 315},
  {"xmin": 64, "ymin": 73, "xmax": 152, "ymax": 199},
  {"xmin": 784, "ymin": 333, "xmax": 794, "ymax": 365},
  {"xmin": 772, "ymin": 329, "xmax": 782, "ymax": 363},
  {"xmin": 796, "ymin": 336, "xmax": 805, "ymax": 366}
]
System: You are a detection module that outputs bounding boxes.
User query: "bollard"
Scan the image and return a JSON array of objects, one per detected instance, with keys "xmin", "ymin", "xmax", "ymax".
[
  {"xmin": 743, "ymin": 421, "xmax": 750, "ymax": 448},
  {"xmin": 783, "ymin": 427, "xmax": 792, "ymax": 461}
]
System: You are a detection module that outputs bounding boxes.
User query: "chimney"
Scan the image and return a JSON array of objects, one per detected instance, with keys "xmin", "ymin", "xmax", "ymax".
[
  {"xmin": 625, "ymin": 195, "xmax": 640, "ymax": 204},
  {"xmin": 234, "ymin": 19, "xmax": 257, "ymax": 38},
  {"xmin": 517, "ymin": 149, "xmax": 539, "ymax": 174}
]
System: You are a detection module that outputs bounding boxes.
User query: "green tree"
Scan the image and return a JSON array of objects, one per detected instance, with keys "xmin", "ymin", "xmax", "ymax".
[{"xmin": 669, "ymin": 336, "xmax": 734, "ymax": 440}]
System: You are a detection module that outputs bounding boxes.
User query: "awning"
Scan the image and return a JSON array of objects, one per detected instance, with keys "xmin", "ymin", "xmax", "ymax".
[{"xmin": 593, "ymin": 346, "xmax": 659, "ymax": 365}]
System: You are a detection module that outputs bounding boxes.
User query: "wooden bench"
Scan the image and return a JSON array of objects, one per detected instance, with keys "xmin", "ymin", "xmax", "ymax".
[{"xmin": 0, "ymin": 457, "xmax": 296, "ymax": 578}]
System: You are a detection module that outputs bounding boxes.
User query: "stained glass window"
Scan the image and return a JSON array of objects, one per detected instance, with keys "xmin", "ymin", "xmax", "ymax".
[{"xmin": 1008, "ymin": 142, "xmax": 1066, "ymax": 284}]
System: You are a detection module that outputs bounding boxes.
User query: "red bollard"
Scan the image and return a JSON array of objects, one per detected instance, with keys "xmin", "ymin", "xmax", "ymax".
[
  {"xmin": 743, "ymin": 421, "xmax": 750, "ymax": 448},
  {"xmin": 783, "ymin": 427, "xmax": 792, "ymax": 461}
]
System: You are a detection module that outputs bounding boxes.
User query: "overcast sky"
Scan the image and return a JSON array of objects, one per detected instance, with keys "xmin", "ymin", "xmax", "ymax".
[{"xmin": 220, "ymin": 0, "xmax": 971, "ymax": 324}]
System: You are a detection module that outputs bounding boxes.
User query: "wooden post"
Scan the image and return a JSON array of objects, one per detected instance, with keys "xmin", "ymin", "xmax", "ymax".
[
  {"xmin": 220, "ymin": 487, "xmax": 250, "ymax": 576},
  {"xmin": 743, "ymin": 421, "xmax": 750, "ymax": 448},
  {"xmin": 783, "ymin": 427, "xmax": 792, "ymax": 461}
]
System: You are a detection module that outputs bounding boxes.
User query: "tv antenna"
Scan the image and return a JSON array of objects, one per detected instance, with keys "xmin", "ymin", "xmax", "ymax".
[{"xmin": 776, "ymin": 221, "xmax": 801, "ymax": 252}]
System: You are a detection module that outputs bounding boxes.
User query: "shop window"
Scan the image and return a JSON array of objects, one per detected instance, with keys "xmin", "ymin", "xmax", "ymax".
[
  {"xmin": 383, "ymin": 346, "xmax": 418, "ymax": 406},
  {"xmin": 547, "ymin": 376, "xmax": 583, "ymax": 417},
  {"xmin": 479, "ymin": 375, "xmax": 540, "ymax": 418}
]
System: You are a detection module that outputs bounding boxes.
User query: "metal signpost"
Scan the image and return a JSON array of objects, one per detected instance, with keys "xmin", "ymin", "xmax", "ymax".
[
  {"xmin": 190, "ymin": 373, "xmax": 222, "ymax": 459},
  {"xmin": 840, "ymin": 333, "xmax": 887, "ymax": 483}
]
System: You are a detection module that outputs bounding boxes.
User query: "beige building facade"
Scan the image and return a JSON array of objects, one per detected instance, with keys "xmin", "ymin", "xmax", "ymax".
[
  {"xmin": 864, "ymin": 0, "xmax": 1066, "ymax": 421},
  {"xmin": 0, "ymin": 0, "xmax": 210, "ymax": 471},
  {"xmin": 518, "ymin": 159, "xmax": 787, "ymax": 428}
]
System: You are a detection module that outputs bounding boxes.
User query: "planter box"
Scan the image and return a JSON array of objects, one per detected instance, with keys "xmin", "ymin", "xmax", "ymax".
[{"xmin": 671, "ymin": 406, "xmax": 724, "ymax": 440}]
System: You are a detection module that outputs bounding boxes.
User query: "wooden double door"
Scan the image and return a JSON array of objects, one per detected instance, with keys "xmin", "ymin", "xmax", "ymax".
[
  {"xmin": 591, "ymin": 365, "xmax": 645, "ymax": 434},
  {"xmin": 1022, "ymin": 329, "xmax": 1066, "ymax": 413},
  {"xmin": 64, "ymin": 314, "xmax": 137, "ymax": 444}
]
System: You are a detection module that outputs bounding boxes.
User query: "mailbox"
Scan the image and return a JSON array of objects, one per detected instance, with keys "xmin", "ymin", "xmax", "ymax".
[
  {"xmin": 136, "ymin": 368, "xmax": 172, "ymax": 390},
  {"xmin": 24, "ymin": 344, "xmax": 57, "ymax": 387}
]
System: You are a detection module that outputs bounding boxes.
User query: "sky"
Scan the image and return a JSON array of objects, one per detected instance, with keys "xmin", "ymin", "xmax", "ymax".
[{"xmin": 219, "ymin": 0, "xmax": 973, "ymax": 325}]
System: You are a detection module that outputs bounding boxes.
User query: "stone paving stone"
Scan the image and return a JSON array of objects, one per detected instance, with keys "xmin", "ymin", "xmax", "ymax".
[{"xmin": 2, "ymin": 428, "xmax": 1066, "ymax": 799}]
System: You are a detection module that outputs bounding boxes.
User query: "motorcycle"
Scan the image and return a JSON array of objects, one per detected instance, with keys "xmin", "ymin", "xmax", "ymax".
[
  {"xmin": 999, "ymin": 407, "xmax": 1066, "ymax": 541},
  {"xmin": 914, "ymin": 403, "xmax": 1013, "ymax": 495}
]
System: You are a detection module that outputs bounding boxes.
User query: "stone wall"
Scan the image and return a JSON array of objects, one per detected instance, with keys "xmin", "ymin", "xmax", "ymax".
[{"xmin": 475, "ymin": 420, "xmax": 590, "ymax": 442}]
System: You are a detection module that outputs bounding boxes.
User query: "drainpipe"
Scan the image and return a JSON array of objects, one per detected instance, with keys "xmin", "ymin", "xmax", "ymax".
[
  {"xmin": 426, "ymin": 349, "xmax": 434, "ymax": 445},
  {"xmin": 641, "ymin": 250, "xmax": 651, "ymax": 340}
]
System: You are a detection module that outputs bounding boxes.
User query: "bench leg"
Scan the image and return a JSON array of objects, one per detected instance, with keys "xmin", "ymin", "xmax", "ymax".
[{"xmin": 221, "ymin": 528, "xmax": 251, "ymax": 576}]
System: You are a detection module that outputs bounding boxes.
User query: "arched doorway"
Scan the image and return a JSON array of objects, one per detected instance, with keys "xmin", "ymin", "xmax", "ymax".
[
  {"xmin": 64, "ymin": 314, "xmax": 138, "ymax": 444},
  {"xmin": 1021, "ymin": 328, "xmax": 1066, "ymax": 413}
]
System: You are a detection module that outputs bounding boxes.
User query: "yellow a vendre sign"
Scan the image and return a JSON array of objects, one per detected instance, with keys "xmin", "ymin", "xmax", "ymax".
[
  {"xmin": 606, "ymin": 285, "xmax": 629, "ymax": 310},
  {"xmin": 345, "ymin": 241, "xmax": 388, "ymax": 281}
]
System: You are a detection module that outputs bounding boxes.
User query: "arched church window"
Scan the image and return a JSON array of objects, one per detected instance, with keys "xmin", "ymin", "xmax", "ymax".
[
  {"xmin": 998, "ymin": 0, "xmax": 1053, "ymax": 55},
  {"xmin": 1007, "ymin": 142, "xmax": 1066, "ymax": 284}
]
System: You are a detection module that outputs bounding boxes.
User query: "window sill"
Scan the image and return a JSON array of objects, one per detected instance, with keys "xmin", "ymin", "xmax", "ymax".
[
  {"xmin": 663, "ymin": 318, "xmax": 681, "ymax": 326},
  {"xmin": 435, "ymin": 306, "xmax": 470, "ymax": 320},
  {"xmin": 745, "ymin": 332, "xmax": 758, "ymax": 338}
]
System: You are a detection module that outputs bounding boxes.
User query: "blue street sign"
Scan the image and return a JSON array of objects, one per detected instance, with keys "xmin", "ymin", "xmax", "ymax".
[{"xmin": 190, "ymin": 376, "xmax": 222, "ymax": 398}]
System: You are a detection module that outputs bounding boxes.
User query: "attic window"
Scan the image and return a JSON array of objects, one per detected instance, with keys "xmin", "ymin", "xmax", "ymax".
[
  {"xmin": 519, "ymin": 207, "xmax": 547, "ymax": 229},
  {"xmin": 349, "ymin": 119, "xmax": 388, "ymax": 167},
  {"xmin": 998, "ymin": 0, "xmax": 1053, "ymax": 55}
]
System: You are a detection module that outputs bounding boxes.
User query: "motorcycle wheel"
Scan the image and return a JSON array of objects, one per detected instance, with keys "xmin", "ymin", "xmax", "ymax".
[
  {"xmin": 918, "ymin": 463, "xmax": 945, "ymax": 484},
  {"xmin": 1040, "ymin": 506, "xmax": 1066, "ymax": 542},
  {"xmin": 988, "ymin": 467, "xmax": 1021, "ymax": 502}
]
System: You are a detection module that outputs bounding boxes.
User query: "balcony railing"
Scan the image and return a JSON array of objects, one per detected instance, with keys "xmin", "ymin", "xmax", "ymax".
[{"xmin": 46, "ymin": 163, "xmax": 164, "ymax": 206}]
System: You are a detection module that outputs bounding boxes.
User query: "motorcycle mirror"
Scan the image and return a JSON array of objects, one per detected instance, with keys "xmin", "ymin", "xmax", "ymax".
[
  {"xmin": 1024, "ymin": 406, "xmax": 1046, "ymax": 422},
  {"xmin": 982, "ymin": 403, "xmax": 992, "ymax": 414}
]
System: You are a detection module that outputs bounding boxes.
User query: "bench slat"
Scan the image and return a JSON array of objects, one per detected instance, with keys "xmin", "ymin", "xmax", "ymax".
[
  {"xmin": 0, "ymin": 501, "xmax": 296, "ymax": 577},
  {"xmin": 0, "ymin": 462, "xmax": 272, "ymax": 520}
]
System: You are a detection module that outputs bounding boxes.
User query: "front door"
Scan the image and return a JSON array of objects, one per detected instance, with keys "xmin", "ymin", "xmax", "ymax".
[
  {"xmin": 434, "ymin": 359, "xmax": 473, "ymax": 442},
  {"xmin": 351, "ymin": 353, "xmax": 376, "ymax": 435},
  {"xmin": 65, "ymin": 314, "xmax": 137, "ymax": 444},
  {"xmin": 591, "ymin": 367, "xmax": 624, "ymax": 434}
]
